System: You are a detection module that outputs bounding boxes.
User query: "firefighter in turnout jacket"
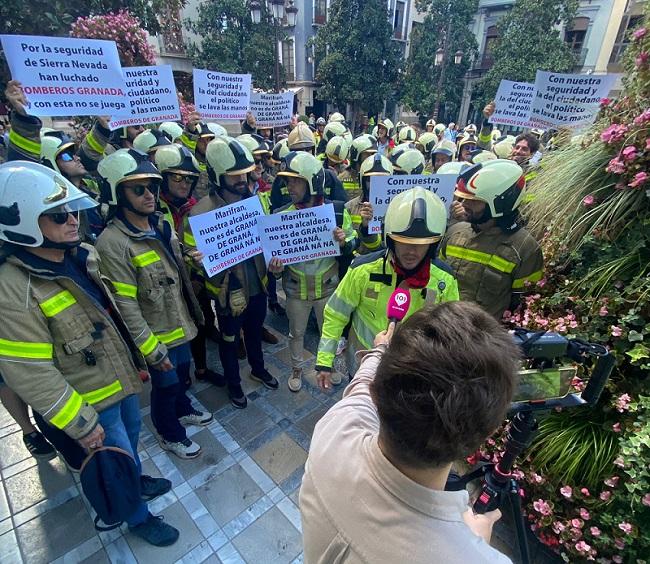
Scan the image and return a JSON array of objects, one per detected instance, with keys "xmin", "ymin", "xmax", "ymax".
[
  {"xmin": 338, "ymin": 134, "xmax": 377, "ymax": 200},
  {"xmin": 439, "ymin": 159, "xmax": 543, "ymax": 319},
  {"xmin": 0, "ymin": 161, "xmax": 179, "ymax": 546},
  {"xmin": 95, "ymin": 149, "xmax": 213, "ymax": 460},
  {"xmin": 315, "ymin": 188, "xmax": 459, "ymax": 389}
]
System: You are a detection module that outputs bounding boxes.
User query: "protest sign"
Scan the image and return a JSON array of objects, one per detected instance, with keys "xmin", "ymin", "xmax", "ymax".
[
  {"xmin": 109, "ymin": 65, "xmax": 180, "ymax": 130},
  {"xmin": 193, "ymin": 69, "xmax": 251, "ymax": 120},
  {"xmin": 367, "ymin": 174, "xmax": 456, "ymax": 234},
  {"xmin": 187, "ymin": 197, "xmax": 264, "ymax": 277},
  {"xmin": 529, "ymin": 71, "xmax": 618, "ymax": 129},
  {"xmin": 490, "ymin": 80, "xmax": 535, "ymax": 128},
  {"xmin": 249, "ymin": 91, "xmax": 294, "ymax": 128},
  {"xmin": 0, "ymin": 34, "xmax": 127, "ymax": 116},
  {"xmin": 257, "ymin": 204, "xmax": 340, "ymax": 266}
]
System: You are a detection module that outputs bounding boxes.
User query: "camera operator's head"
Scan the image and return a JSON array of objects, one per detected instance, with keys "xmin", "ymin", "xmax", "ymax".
[{"xmin": 371, "ymin": 301, "xmax": 519, "ymax": 470}]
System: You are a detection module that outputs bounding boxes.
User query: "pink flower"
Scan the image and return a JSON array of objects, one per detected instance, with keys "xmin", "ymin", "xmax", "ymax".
[
  {"xmin": 613, "ymin": 556, "xmax": 623, "ymax": 564},
  {"xmin": 530, "ymin": 472, "xmax": 544, "ymax": 484},
  {"xmin": 614, "ymin": 456, "xmax": 625, "ymax": 468},
  {"xmin": 552, "ymin": 521, "xmax": 566, "ymax": 534},
  {"xmin": 600, "ymin": 490, "xmax": 612, "ymax": 501},
  {"xmin": 533, "ymin": 499, "xmax": 552, "ymax": 516},
  {"xmin": 560, "ymin": 486, "xmax": 573, "ymax": 499},
  {"xmin": 590, "ymin": 526, "xmax": 601, "ymax": 537},
  {"xmin": 600, "ymin": 98, "xmax": 611, "ymax": 107},
  {"xmin": 612, "ymin": 422, "xmax": 622, "ymax": 432},
  {"xmin": 580, "ymin": 508, "xmax": 591, "ymax": 520},
  {"xmin": 636, "ymin": 52, "xmax": 650, "ymax": 68},
  {"xmin": 582, "ymin": 195, "xmax": 595, "ymax": 207},
  {"xmin": 606, "ymin": 157, "xmax": 626, "ymax": 174},
  {"xmin": 571, "ymin": 518, "xmax": 584, "ymax": 529},
  {"xmin": 616, "ymin": 393, "xmax": 632, "ymax": 412},
  {"xmin": 618, "ymin": 522, "xmax": 633, "ymax": 534},
  {"xmin": 633, "ymin": 109, "xmax": 650, "ymax": 125},
  {"xmin": 629, "ymin": 171, "xmax": 649, "ymax": 188},
  {"xmin": 598, "ymin": 306, "xmax": 608, "ymax": 316},
  {"xmin": 633, "ymin": 27, "xmax": 647, "ymax": 40},
  {"xmin": 580, "ymin": 488, "xmax": 590, "ymax": 497},
  {"xmin": 615, "ymin": 538, "xmax": 625, "ymax": 550},
  {"xmin": 611, "ymin": 325, "xmax": 623, "ymax": 337},
  {"xmin": 643, "ymin": 493, "xmax": 650, "ymax": 506},
  {"xmin": 621, "ymin": 145, "xmax": 638, "ymax": 161},
  {"xmin": 601, "ymin": 124, "xmax": 628, "ymax": 144},
  {"xmin": 605, "ymin": 476, "xmax": 620, "ymax": 488},
  {"xmin": 575, "ymin": 541, "xmax": 591, "ymax": 553}
]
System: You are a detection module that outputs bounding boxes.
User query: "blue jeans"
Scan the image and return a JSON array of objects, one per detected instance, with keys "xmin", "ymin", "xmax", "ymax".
[
  {"xmin": 98, "ymin": 394, "xmax": 148, "ymax": 526},
  {"xmin": 149, "ymin": 343, "xmax": 193, "ymax": 443}
]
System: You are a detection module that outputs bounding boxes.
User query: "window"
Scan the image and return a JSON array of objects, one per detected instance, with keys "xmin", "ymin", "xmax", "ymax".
[
  {"xmin": 394, "ymin": 1, "xmax": 405, "ymax": 40},
  {"xmin": 481, "ymin": 26, "xmax": 499, "ymax": 69},
  {"xmin": 282, "ymin": 40, "xmax": 295, "ymax": 81},
  {"xmin": 314, "ymin": 0, "xmax": 327, "ymax": 25},
  {"xmin": 565, "ymin": 17, "xmax": 589, "ymax": 52},
  {"xmin": 610, "ymin": 14, "xmax": 644, "ymax": 65}
]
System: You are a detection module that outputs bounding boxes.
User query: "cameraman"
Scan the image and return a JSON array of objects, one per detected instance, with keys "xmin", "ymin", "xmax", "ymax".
[{"xmin": 300, "ymin": 301, "xmax": 518, "ymax": 563}]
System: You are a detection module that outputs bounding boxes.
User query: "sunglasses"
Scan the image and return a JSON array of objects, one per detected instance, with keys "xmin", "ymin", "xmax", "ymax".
[
  {"xmin": 45, "ymin": 209, "xmax": 79, "ymax": 225},
  {"xmin": 168, "ymin": 173, "xmax": 196, "ymax": 184},
  {"xmin": 58, "ymin": 152, "xmax": 75, "ymax": 163},
  {"xmin": 128, "ymin": 184, "xmax": 159, "ymax": 197}
]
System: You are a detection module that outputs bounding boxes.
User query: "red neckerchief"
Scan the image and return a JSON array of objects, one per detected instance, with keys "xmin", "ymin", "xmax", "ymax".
[
  {"xmin": 391, "ymin": 256, "xmax": 430, "ymax": 288},
  {"xmin": 161, "ymin": 193, "xmax": 197, "ymax": 231},
  {"xmin": 295, "ymin": 196, "xmax": 324, "ymax": 210}
]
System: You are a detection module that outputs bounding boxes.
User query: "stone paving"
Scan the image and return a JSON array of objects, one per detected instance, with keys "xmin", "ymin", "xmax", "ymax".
[{"xmin": 0, "ymin": 306, "xmax": 552, "ymax": 564}]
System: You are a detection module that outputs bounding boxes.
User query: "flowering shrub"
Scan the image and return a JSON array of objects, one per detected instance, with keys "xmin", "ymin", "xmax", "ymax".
[
  {"xmin": 471, "ymin": 8, "xmax": 650, "ymax": 562},
  {"xmin": 70, "ymin": 10, "xmax": 157, "ymax": 67}
]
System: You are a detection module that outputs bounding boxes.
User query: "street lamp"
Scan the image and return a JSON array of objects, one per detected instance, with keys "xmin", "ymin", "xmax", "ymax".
[
  {"xmin": 249, "ymin": 1, "xmax": 262, "ymax": 24},
  {"xmin": 434, "ymin": 48, "xmax": 444, "ymax": 67},
  {"xmin": 286, "ymin": 1, "xmax": 298, "ymax": 27},
  {"xmin": 454, "ymin": 50, "xmax": 464, "ymax": 65},
  {"xmin": 270, "ymin": 0, "xmax": 284, "ymax": 20}
]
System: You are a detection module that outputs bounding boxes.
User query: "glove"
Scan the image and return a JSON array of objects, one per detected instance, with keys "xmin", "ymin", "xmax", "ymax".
[{"xmin": 229, "ymin": 288, "xmax": 247, "ymax": 317}]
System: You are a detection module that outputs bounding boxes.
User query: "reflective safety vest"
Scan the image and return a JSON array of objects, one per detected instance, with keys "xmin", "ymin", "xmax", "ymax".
[
  {"xmin": 275, "ymin": 202, "xmax": 357, "ymax": 301},
  {"xmin": 338, "ymin": 169, "xmax": 361, "ymax": 200},
  {"xmin": 0, "ymin": 245, "xmax": 146, "ymax": 439},
  {"xmin": 440, "ymin": 221, "xmax": 543, "ymax": 319},
  {"xmin": 315, "ymin": 251, "xmax": 459, "ymax": 371},
  {"xmin": 345, "ymin": 196, "xmax": 382, "ymax": 256},
  {"xmin": 95, "ymin": 214, "xmax": 202, "ymax": 366}
]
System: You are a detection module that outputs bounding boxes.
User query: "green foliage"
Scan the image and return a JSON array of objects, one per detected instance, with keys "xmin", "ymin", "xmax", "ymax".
[
  {"xmin": 313, "ymin": 0, "xmax": 402, "ymax": 117},
  {"xmin": 402, "ymin": 0, "xmax": 478, "ymax": 122},
  {"xmin": 186, "ymin": 0, "xmax": 282, "ymax": 91},
  {"xmin": 474, "ymin": 0, "xmax": 578, "ymax": 106}
]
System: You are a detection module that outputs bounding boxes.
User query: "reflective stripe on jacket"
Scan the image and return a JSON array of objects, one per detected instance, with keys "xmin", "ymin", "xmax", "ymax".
[
  {"xmin": 345, "ymin": 196, "xmax": 382, "ymax": 256},
  {"xmin": 0, "ymin": 245, "xmax": 146, "ymax": 439},
  {"xmin": 95, "ymin": 214, "xmax": 202, "ymax": 365},
  {"xmin": 315, "ymin": 251, "xmax": 460, "ymax": 371},
  {"xmin": 440, "ymin": 221, "xmax": 543, "ymax": 319}
]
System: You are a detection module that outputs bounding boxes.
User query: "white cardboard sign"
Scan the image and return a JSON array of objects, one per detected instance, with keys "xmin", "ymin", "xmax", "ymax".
[
  {"xmin": 249, "ymin": 91, "xmax": 294, "ymax": 128},
  {"xmin": 257, "ymin": 204, "xmax": 340, "ymax": 266},
  {"xmin": 193, "ymin": 69, "xmax": 251, "ymax": 120},
  {"xmin": 490, "ymin": 80, "xmax": 535, "ymax": 128},
  {"xmin": 109, "ymin": 65, "xmax": 180, "ymax": 130},
  {"xmin": 0, "ymin": 34, "xmax": 128, "ymax": 116},
  {"xmin": 367, "ymin": 175, "xmax": 456, "ymax": 234},
  {"xmin": 187, "ymin": 197, "xmax": 264, "ymax": 277},
  {"xmin": 529, "ymin": 71, "xmax": 618, "ymax": 129}
]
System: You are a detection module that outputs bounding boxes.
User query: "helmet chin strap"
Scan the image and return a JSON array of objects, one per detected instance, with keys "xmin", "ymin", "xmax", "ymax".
[{"xmin": 41, "ymin": 236, "xmax": 81, "ymax": 250}]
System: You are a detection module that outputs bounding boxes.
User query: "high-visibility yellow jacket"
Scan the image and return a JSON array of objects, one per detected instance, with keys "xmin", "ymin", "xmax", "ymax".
[
  {"xmin": 95, "ymin": 214, "xmax": 202, "ymax": 366},
  {"xmin": 315, "ymin": 251, "xmax": 460, "ymax": 371},
  {"xmin": 345, "ymin": 196, "xmax": 382, "ymax": 255},
  {"xmin": 338, "ymin": 168, "xmax": 361, "ymax": 200},
  {"xmin": 440, "ymin": 221, "xmax": 543, "ymax": 319},
  {"xmin": 0, "ymin": 245, "xmax": 146, "ymax": 439},
  {"xmin": 274, "ymin": 201, "xmax": 357, "ymax": 301}
]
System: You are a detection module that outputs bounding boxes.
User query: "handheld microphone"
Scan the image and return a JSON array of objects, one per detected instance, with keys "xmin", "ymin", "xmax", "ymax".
[{"xmin": 386, "ymin": 288, "xmax": 411, "ymax": 324}]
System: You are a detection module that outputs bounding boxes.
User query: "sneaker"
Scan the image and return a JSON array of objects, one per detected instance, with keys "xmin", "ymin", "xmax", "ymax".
[
  {"xmin": 330, "ymin": 371, "xmax": 342, "ymax": 386},
  {"xmin": 140, "ymin": 475, "xmax": 172, "ymax": 501},
  {"xmin": 335, "ymin": 337, "xmax": 348, "ymax": 356},
  {"xmin": 179, "ymin": 408, "xmax": 214, "ymax": 427},
  {"xmin": 23, "ymin": 431, "xmax": 56, "ymax": 460},
  {"xmin": 195, "ymin": 369, "xmax": 226, "ymax": 387},
  {"xmin": 160, "ymin": 437, "xmax": 201, "ymax": 459},
  {"xmin": 129, "ymin": 512, "xmax": 179, "ymax": 547},
  {"xmin": 228, "ymin": 385, "xmax": 248, "ymax": 409},
  {"xmin": 288, "ymin": 369, "xmax": 303, "ymax": 393},
  {"xmin": 262, "ymin": 327, "xmax": 279, "ymax": 344},
  {"xmin": 269, "ymin": 302, "xmax": 286, "ymax": 316},
  {"xmin": 250, "ymin": 369, "xmax": 279, "ymax": 390}
]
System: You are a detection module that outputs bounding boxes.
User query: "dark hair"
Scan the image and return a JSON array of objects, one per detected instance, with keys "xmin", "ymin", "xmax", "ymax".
[
  {"xmin": 515, "ymin": 133, "xmax": 540, "ymax": 155},
  {"xmin": 370, "ymin": 301, "xmax": 519, "ymax": 469}
]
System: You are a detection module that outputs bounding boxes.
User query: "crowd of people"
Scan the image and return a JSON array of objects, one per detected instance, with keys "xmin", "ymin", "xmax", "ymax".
[{"xmin": 0, "ymin": 77, "xmax": 548, "ymax": 559}]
